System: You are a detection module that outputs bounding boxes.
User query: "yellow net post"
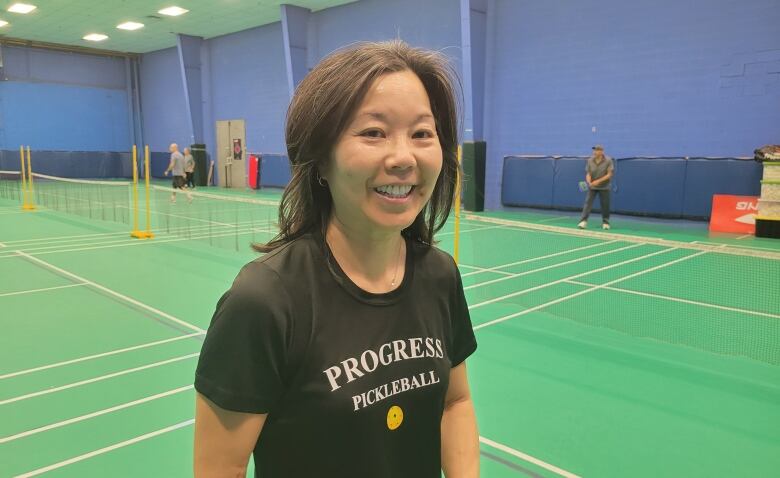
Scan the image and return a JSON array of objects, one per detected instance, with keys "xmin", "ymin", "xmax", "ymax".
[
  {"xmin": 453, "ymin": 144, "xmax": 462, "ymax": 264},
  {"xmin": 130, "ymin": 144, "xmax": 146, "ymax": 238},
  {"xmin": 23, "ymin": 146, "xmax": 36, "ymax": 211},
  {"xmin": 19, "ymin": 146, "xmax": 28, "ymax": 209},
  {"xmin": 142, "ymin": 145, "xmax": 154, "ymax": 238}
]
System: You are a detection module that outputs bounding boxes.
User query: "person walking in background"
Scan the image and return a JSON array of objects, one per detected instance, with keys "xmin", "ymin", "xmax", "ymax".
[
  {"xmin": 578, "ymin": 144, "xmax": 614, "ymax": 230},
  {"xmin": 163, "ymin": 143, "xmax": 191, "ymax": 203},
  {"xmin": 184, "ymin": 147, "xmax": 196, "ymax": 189}
]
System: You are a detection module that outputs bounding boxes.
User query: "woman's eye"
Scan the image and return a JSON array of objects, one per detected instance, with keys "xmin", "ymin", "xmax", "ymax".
[
  {"xmin": 413, "ymin": 130, "xmax": 435, "ymax": 139},
  {"xmin": 361, "ymin": 129, "xmax": 385, "ymax": 138}
]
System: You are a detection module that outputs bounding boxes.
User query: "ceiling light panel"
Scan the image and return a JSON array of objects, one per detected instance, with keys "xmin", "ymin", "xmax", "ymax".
[
  {"xmin": 83, "ymin": 33, "xmax": 108, "ymax": 42},
  {"xmin": 8, "ymin": 3, "xmax": 37, "ymax": 14},
  {"xmin": 158, "ymin": 6, "xmax": 188, "ymax": 16},
  {"xmin": 117, "ymin": 21, "xmax": 144, "ymax": 31}
]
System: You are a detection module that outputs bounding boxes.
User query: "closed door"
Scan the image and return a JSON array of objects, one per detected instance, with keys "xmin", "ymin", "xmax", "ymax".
[{"xmin": 215, "ymin": 119, "xmax": 247, "ymax": 188}]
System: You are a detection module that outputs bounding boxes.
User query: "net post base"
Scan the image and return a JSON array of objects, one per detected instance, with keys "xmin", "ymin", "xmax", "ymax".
[
  {"xmin": 130, "ymin": 230, "xmax": 154, "ymax": 240},
  {"xmin": 22, "ymin": 204, "xmax": 37, "ymax": 211}
]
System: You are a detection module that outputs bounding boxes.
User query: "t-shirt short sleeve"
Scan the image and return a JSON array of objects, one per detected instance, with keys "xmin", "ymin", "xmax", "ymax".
[
  {"xmin": 448, "ymin": 262, "xmax": 477, "ymax": 367},
  {"xmin": 194, "ymin": 261, "xmax": 293, "ymax": 414}
]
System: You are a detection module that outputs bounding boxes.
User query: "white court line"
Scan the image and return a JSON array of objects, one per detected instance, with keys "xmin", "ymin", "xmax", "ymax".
[
  {"xmin": 0, "ymin": 219, "xmax": 275, "ymax": 253},
  {"xmin": 0, "ymin": 353, "xmax": 199, "ymax": 405},
  {"xmin": 458, "ymin": 264, "xmax": 514, "ymax": 277},
  {"xmin": 14, "ymin": 418, "xmax": 195, "ymax": 478},
  {"xmin": 0, "ymin": 332, "xmax": 204, "ymax": 380},
  {"xmin": 565, "ymin": 279, "xmax": 780, "ymax": 319},
  {"xmin": 0, "ymin": 221, "xmax": 273, "ymax": 247},
  {"xmin": 461, "ymin": 240, "xmax": 618, "ymax": 278},
  {"xmin": 736, "ymin": 234, "xmax": 751, "ymax": 240},
  {"xmin": 690, "ymin": 240, "xmax": 780, "ymax": 253},
  {"xmin": 0, "ymin": 241, "xmax": 6, "ymax": 247},
  {"xmin": 0, "ymin": 385, "xmax": 193, "ymax": 443},
  {"xmin": 0, "ymin": 283, "xmax": 87, "ymax": 298},
  {"xmin": 2, "ymin": 217, "xmax": 273, "ymax": 246},
  {"xmin": 118, "ymin": 205, "xmax": 233, "ymax": 227},
  {"xmin": 438, "ymin": 224, "xmax": 506, "ymax": 237},
  {"xmin": 469, "ymin": 246, "xmax": 675, "ymax": 310},
  {"xmin": 474, "ymin": 250, "xmax": 707, "ymax": 330},
  {"xmin": 0, "ymin": 209, "xmax": 31, "ymax": 215},
  {"xmin": 537, "ymin": 215, "xmax": 572, "ymax": 223},
  {"xmin": 464, "ymin": 243, "xmax": 640, "ymax": 291},
  {"xmin": 0, "ymin": 225, "xmax": 277, "ymax": 259},
  {"xmin": 480, "ymin": 436, "xmax": 580, "ymax": 478},
  {"xmin": 15, "ymin": 251, "xmax": 205, "ymax": 334}
]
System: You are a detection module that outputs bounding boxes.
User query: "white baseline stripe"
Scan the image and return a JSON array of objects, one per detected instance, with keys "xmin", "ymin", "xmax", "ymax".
[
  {"xmin": 4, "ymin": 230, "xmax": 149, "ymax": 246},
  {"xmin": 0, "ymin": 225, "xmax": 277, "ymax": 259},
  {"xmin": 0, "ymin": 385, "xmax": 193, "ymax": 443},
  {"xmin": 14, "ymin": 419, "xmax": 195, "ymax": 478},
  {"xmin": 438, "ymin": 224, "xmax": 506, "ymax": 237},
  {"xmin": 0, "ymin": 332, "xmax": 204, "ymax": 380},
  {"xmin": 0, "ymin": 283, "xmax": 87, "ymax": 298},
  {"xmin": 537, "ymin": 216, "xmax": 572, "ymax": 223},
  {"xmin": 14, "ymin": 252, "xmax": 204, "ymax": 333},
  {"xmin": 0, "ymin": 353, "xmax": 199, "ymax": 405},
  {"xmin": 691, "ymin": 240, "xmax": 779, "ymax": 253},
  {"xmin": 565, "ymin": 279, "xmax": 780, "ymax": 319},
  {"xmin": 3, "ymin": 217, "xmax": 273, "ymax": 246},
  {"xmin": 474, "ymin": 250, "xmax": 707, "ymax": 330},
  {"xmin": 2, "ymin": 220, "xmax": 275, "ymax": 253},
  {"xmin": 469, "ymin": 246, "xmax": 674, "ymax": 310},
  {"xmin": 461, "ymin": 240, "xmax": 617, "ymax": 278},
  {"xmin": 465, "ymin": 242, "xmax": 639, "ymax": 291},
  {"xmin": 1, "ymin": 216, "xmax": 266, "ymax": 247},
  {"xmin": 480, "ymin": 436, "xmax": 581, "ymax": 478},
  {"xmin": 458, "ymin": 264, "xmax": 514, "ymax": 277}
]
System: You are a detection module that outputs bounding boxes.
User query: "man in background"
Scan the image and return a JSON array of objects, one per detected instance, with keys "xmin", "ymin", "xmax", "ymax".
[
  {"xmin": 578, "ymin": 144, "xmax": 614, "ymax": 230},
  {"xmin": 163, "ymin": 143, "xmax": 191, "ymax": 203},
  {"xmin": 184, "ymin": 147, "xmax": 196, "ymax": 189}
]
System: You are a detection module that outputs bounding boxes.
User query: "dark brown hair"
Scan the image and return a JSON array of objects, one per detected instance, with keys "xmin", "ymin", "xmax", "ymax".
[{"xmin": 255, "ymin": 40, "xmax": 460, "ymax": 252}]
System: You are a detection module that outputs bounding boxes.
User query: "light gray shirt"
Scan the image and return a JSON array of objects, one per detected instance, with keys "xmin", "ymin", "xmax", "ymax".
[
  {"xmin": 170, "ymin": 151, "xmax": 185, "ymax": 176},
  {"xmin": 184, "ymin": 154, "xmax": 195, "ymax": 173},
  {"xmin": 586, "ymin": 155, "xmax": 613, "ymax": 190}
]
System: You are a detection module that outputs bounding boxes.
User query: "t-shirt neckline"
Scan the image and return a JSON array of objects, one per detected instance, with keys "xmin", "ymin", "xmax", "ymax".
[{"xmin": 317, "ymin": 233, "xmax": 414, "ymax": 306}]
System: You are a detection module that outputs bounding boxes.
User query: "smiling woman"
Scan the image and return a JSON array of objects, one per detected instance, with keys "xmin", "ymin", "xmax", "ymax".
[{"xmin": 193, "ymin": 40, "xmax": 479, "ymax": 478}]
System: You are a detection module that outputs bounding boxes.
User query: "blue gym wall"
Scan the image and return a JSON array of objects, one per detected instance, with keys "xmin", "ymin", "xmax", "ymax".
[
  {"xmin": 484, "ymin": 0, "xmax": 780, "ymax": 208},
  {"xmin": 4, "ymin": 0, "xmax": 777, "ymax": 211},
  {"xmin": 0, "ymin": 45, "xmax": 131, "ymax": 152},
  {"xmin": 207, "ymin": 23, "xmax": 289, "ymax": 156},
  {"xmin": 311, "ymin": 0, "xmax": 461, "ymax": 68},
  {"xmin": 139, "ymin": 47, "xmax": 190, "ymax": 153}
]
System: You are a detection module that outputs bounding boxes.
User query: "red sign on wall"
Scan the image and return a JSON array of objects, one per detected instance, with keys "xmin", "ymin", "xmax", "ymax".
[{"xmin": 709, "ymin": 195, "xmax": 758, "ymax": 234}]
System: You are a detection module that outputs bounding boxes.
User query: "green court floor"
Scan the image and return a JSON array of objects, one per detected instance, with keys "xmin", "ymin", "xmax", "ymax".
[{"xmin": 1, "ymin": 187, "xmax": 779, "ymax": 478}]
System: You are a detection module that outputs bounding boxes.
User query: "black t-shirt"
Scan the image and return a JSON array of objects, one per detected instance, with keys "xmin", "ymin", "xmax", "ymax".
[{"xmin": 194, "ymin": 232, "xmax": 477, "ymax": 477}]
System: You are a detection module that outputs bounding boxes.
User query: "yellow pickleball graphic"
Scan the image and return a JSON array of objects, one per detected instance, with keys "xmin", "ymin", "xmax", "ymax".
[{"xmin": 387, "ymin": 405, "xmax": 404, "ymax": 430}]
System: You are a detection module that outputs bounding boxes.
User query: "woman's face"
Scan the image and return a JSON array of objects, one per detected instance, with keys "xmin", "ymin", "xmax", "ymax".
[{"xmin": 325, "ymin": 70, "xmax": 443, "ymax": 238}]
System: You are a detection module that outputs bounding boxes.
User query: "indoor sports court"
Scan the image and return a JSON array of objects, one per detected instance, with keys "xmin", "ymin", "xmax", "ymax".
[{"xmin": 1, "ymin": 1, "xmax": 779, "ymax": 477}]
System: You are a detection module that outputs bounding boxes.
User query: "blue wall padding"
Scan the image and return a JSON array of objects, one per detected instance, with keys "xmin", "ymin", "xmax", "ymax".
[
  {"xmin": 682, "ymin": 159, "xmax": 763, "ymax": 218},
  {"xmin": 502, "ymin": 156, "xmax": 762, "ymax": 219},
  {"xmin": 0, "ymin": 82, "xmax": 130, "ymax": 152},
  {"xmin": 150, "ymin": 152, "xmax": 171, "ymax": 178},
  {"xmin": 610, "ymin": 158, "xmax": 686, "ymax": 217},
  {"xmin": 552, "ymin": 158, "xmax": 588, "ymax": 209},
  {"xmin": 0, "ymin": 150, "xmax": 131, "ymax": 178},
  {"xmin": 260, "ymin": 154, "xmax": 291, "ymax": 188},
  {"xmin": 500, "ymin": 156, "xmax": 555, "ymax": 208}
]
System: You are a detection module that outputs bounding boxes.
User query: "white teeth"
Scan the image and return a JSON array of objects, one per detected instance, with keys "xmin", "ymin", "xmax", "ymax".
[{"xmin": 375, "ymin": 185, "xmax": 413, "ymax": 197}]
